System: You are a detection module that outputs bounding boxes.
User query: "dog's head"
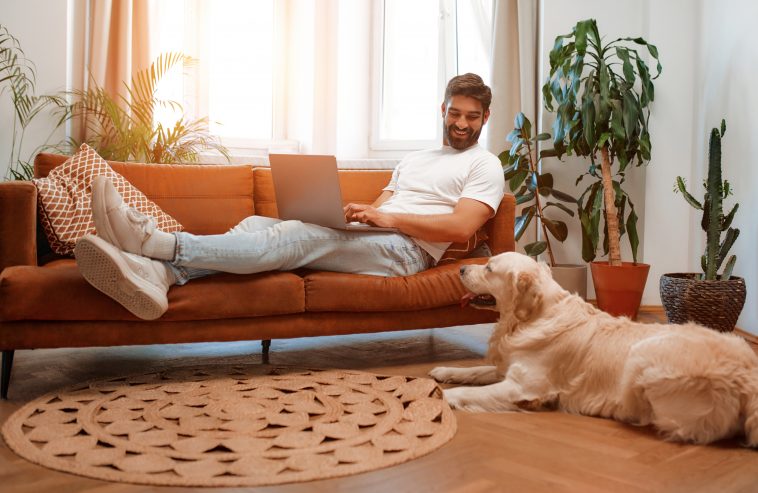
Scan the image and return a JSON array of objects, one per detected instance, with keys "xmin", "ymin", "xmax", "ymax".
[{"xmin": 459, "ymin": 252, "xmax": 555, "ymax": 322}]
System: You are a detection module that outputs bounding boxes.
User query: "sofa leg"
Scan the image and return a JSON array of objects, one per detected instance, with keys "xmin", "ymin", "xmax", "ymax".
[
  {"xmin": 1, "ymin": 350, "xmax": 14, "ymax": 400},
  {"xmin": 261, "ymin": 339, "xmax": 271, "ymax": 365}
]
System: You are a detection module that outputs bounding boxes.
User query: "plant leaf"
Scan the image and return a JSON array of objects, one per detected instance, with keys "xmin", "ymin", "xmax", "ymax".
[
  {"xmin": 543, "ymin": 218, "xmax": 569, "ymax": 241},
  {"xmin": 515, "ymin": 190, "xmax": 535, "ymax": 205},
  {"xmin": 544, "ymin": 201, "xmax": 575, "ymax": 217},
  {"xmin": 509, "ymin": 168, "xmax": 529, "ymax": 192},
  {"xmin": 514, "ymin": 207, "xmax": 536, "ymax": 241},
  {"xmin": 524, "ymin": 241, "xmax": 548, "ymax": 258},
  {"xmin": 626, "ymin": 208, "xmax": 639, "ymax": 263},
  {"xmin": 550, "ymin": 188, "xmax": 577, "ymax": 203}
]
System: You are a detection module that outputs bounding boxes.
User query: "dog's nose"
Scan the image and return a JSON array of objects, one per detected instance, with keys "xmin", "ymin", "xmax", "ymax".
[{"xmin": 459, "ymin": 266, "xmax": 466, "ymax": 275}]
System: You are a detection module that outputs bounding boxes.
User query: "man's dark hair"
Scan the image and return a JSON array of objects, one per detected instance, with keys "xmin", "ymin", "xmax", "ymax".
[{"xmin": 444, "ymin": 73, "xmax": 492, "ymax": 113}]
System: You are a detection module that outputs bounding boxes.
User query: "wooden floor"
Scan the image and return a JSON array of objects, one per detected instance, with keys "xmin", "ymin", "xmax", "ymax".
[{"xmin": 2, "ymin": 312, "xmax": 757, "ymax": 493}]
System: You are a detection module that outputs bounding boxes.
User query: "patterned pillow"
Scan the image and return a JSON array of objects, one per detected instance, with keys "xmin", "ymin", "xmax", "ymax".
[
  {"xmin": 33, "ymin": 144, "xmax": 183, "ymax": 256},
  {"xmin": 436, "ymin": 227, "xmax": 489, "ymax": 265}
]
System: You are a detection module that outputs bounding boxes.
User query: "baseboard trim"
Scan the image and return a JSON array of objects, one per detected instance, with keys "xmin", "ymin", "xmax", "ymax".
[
  {"xmin": 638, "ymin": 305, "xmax": 665, "ymax": 314},
  {"xmin": 736, "ymin": 328, "xmax": 758, "ymax": 344},
  {"xmin": 639, "ymin": 305, "xmax": 754, "ymax": 341},
  {"xmin": 589, "ymin": 302, "xmax": 753, "ymax": 338}
]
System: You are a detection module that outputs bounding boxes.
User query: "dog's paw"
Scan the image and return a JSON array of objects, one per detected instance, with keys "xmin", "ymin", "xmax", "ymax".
[
  {"xmin": 442, "ymin": 387, "xmax": 464, "ymax": 409},
  {"xmin": 429, "ymin": 366, "xmax": 459, "ymax": 383},
  {"xmin": 443, "ymin": 387, "xmax": 484, "ymax": 412}
]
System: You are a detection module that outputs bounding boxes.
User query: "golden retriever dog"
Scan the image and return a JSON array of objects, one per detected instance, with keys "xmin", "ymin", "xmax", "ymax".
[{"xmin": 430, "ymin": 252, "xmax": 758, "ymax": 446}]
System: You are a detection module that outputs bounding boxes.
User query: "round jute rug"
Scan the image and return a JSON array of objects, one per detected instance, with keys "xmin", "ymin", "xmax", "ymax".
[{"xmin": 2, "ymin": 365, "xmax": 456, "ymax": 487}]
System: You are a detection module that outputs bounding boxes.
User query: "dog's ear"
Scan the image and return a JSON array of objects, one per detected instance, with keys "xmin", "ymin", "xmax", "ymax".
[{"xmin": 513, "ymin": 271, "xmax": 543, "ymax": 321}]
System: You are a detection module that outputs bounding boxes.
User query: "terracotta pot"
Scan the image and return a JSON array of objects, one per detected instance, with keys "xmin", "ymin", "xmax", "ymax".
[
  {"xmin": 590, "ymin": 261, "xmax": 650, "ymax": 319},
  {"xmin": 550, "ymin": 264, "xmax": 587, "ymax": 300}
]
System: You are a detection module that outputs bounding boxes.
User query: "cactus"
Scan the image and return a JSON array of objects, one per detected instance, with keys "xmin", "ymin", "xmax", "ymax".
[{"xmin": 674, "ymin": 119, "xmax": 739, "ymax": 280}]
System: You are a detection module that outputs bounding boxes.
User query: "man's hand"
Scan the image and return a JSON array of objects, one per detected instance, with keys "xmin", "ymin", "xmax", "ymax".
[
  {"xmin": 344, "ymin": 197, "xmax": 493, "ymax": 243},
  {"xmin": 343, "ymin": 203, "xmax": 396, "ymax": 228}
]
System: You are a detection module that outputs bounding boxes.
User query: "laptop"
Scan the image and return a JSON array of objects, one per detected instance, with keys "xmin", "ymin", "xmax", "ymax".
[{"xmin": 268, "ymin": 154, "xmax": 399, "ymax": 232}]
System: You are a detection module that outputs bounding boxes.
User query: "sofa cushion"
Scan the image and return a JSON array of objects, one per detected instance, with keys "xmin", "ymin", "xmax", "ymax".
[
  {"xmin": 303, "ymin": 257, "xmax": 487, "ymax": 312},
  {"xmin": 0, "ymin": 260, "xmax": 304, "ymax": 322},
  {"xmin": 32, "ymin": 144, "xmax": 183, "ymax": 255},
  {"xmin": 437, "ymin": 227, "xmax": 489, "ymax": 265}
]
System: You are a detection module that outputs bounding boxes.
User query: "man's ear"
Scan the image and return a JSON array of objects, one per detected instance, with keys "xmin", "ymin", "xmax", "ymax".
[
  {"xmin": 441, "ymin": 101, "xmax": 447, "ymax": 117},
  {"xmin": 482, "ymin": 109, "xmax": 490, "ymax": 125}
]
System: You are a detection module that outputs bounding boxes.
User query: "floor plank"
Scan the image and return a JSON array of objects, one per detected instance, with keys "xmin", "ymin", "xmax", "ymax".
[{"xmin": 1, "ymin": 314, "xmax": 757, "ymax": 493}]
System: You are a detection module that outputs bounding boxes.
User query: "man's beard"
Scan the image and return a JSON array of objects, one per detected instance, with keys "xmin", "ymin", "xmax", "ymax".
[{"xmin": 444, "ymin": 123, "xmax": 481, "ymax": 150}]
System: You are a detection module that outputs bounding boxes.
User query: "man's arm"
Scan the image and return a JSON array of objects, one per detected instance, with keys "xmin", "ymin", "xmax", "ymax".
[
  {"xmin": 344, "ymin": 197, "xmax": 492, "ymax": 243},
  {"xmin": 370, "ymin": 190, "xmax": 394, "ymax": 208}
]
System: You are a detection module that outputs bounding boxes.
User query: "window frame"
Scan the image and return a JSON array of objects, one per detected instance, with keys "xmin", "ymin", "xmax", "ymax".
[{"xmin": 369, "ymin": 0, "xmax": 466, "ymax": 153}]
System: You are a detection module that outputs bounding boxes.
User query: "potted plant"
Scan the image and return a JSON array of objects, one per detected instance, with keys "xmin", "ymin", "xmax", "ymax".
[
  {"xmin": 543, "ymin": 18, "xmax": 662, "ymax": 318},
  {"xmin": 660, "ymin": 120, "xmax": 745, "ymax": 332},
  {"xmin": 55, "ymin": 52, "xmax": 229, "ymax": 164},
  {"xmin": 502, "ymin": 112, "xmax": 586, "ymax": 298}
]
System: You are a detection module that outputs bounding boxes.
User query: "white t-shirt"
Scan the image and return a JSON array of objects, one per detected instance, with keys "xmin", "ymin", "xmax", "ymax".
[{"xmin": 378, "ymin": 143, "xmax": 505, "ymax": 262}]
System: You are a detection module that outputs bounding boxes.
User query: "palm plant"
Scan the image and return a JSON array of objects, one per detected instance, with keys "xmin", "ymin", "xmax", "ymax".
[
  {"xmin": 1, "ymin": 25, "xmax": 66, "ymax": 180},
  {"xmin": 58, "ymin": 52, "xmax": 229, "ymax": 164},
  {"xmin": 543, "ymin": 19, "xmax": 661, "ymax": 265}
]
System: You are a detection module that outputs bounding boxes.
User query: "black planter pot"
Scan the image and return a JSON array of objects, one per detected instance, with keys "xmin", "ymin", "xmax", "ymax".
[{"xmin": 659, "ymin": 273, "xmax": 746, "ymax": 332}]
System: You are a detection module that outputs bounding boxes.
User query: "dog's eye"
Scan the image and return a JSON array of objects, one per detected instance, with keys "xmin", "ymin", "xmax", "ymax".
[{"xmin": 485, "ymin": 264, "xmax": 492, "ymax": 272}]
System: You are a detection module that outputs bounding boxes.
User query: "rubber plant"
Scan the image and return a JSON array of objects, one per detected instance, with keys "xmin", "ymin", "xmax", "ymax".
[
  {"xmin": 543, "ymin": 19, "xmax": 662, "ymax": 266},
  {"xmin": 56, "ymin": 52, "xmax": 229, "ymax": 164},
  {"xmin": 1, "ymin": 25, "xmax": 66, "ymax": 180},
  {"xmin": 674, "ymin": 119, "xmax": 739, "ymax": 281},
  {"xmin": 502, "ymin": 112, "xmax": 576, "ymax": 265}
]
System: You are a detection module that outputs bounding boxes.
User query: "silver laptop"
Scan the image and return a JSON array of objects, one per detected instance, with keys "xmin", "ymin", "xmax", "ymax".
[{"xmin": 269, "ymin": 154, "xmax": 399, "ymax": 232}]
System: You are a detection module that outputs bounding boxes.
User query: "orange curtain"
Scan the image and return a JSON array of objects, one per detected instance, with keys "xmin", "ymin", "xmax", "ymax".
[{"xmin": 88, "ymin": 0, "xmax": 152, "ymax": 106}]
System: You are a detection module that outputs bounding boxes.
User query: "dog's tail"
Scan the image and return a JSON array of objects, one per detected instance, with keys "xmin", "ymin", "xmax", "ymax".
[{"xmin": 742, "ymin": 372, "xmax": 758, "ymax": 447}]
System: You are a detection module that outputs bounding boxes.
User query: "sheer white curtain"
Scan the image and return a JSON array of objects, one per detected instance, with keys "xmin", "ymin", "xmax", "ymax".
[{"xmin": 485, "ymin": 0, "xmax": 539, "ymax": 156}]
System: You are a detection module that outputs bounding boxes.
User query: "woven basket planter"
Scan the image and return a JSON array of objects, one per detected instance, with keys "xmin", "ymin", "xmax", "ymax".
[{"xmin": 659, "ymin": 273, "xmax": 746, "ymax": 332}]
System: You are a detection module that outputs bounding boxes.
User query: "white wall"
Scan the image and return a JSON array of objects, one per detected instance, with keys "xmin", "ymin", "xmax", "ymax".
[
  {"xmin": 642, "ymin": 0, "xmax": 699, "ymax": 311},
  {"xmin": 693, "ymin": 0, "xmax": 758, "ymax": 334},
  {"xmin": 0, "ymin": 0, "xmax": 70, "ymax": 179},
  {"xmin": 539, "ymin": 0, "xmax": 756, "ymax": 334}
]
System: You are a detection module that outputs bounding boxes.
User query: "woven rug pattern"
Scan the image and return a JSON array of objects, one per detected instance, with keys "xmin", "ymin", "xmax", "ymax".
[{"xmin": 2, "ymin": 366, "xmax": 456, "ymax": 487}]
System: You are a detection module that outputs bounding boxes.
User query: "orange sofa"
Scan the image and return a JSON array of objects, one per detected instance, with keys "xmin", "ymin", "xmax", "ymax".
[{"xmin": 0, "ymin": 153, "xmax": 515, "ymax": 398}]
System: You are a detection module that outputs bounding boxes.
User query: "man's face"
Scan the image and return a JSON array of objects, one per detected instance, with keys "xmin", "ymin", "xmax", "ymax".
[{"xmin": 441, "ymin": 95, "xmax": 490, "ymax": 150}]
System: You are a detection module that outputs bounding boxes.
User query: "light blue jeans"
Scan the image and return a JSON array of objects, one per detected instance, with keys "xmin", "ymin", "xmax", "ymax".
[{"xmin": 166, "ymin": 216, "xmax": 433, "ymax": 285}]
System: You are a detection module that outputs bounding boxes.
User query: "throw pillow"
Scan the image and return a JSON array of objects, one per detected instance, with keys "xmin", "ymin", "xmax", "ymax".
[
  {"xmin": 33, "ymin": 143, "xmax": 183, "ymax": 256},
  {"xmin": 437, "ymin": 227, "xmax": 489, "ymax": 265}
]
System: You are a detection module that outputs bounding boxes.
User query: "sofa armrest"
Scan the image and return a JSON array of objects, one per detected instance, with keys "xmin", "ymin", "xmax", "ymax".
[
  {"xmin": 485, "ymin": 194, "xmax": 516, "ymax": 255},
  {"xmin": 0, "ymin": 181, "xmax": 38, "ymax": 271}
]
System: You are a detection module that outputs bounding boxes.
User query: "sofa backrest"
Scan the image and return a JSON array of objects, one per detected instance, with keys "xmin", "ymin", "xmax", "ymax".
[
  {"xmin": 34, "ymin": 153, "xmax": 255, "ymax": 235},
  {"xmin": 33, "ymin": 153, "xmax": 515, "ymax": 254}
]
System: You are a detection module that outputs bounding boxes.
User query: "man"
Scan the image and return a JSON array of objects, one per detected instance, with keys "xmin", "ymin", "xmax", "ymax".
[{"xmin": 75, "ymin": 73, "xmax": 506, "ymax": 320}]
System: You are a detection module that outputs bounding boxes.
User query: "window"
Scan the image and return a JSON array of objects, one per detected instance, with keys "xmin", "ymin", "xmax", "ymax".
[
  {"xmin": 151, "ymin": 1, "xmax": 494, "ymax": 159},
  {"xmin": 372, "ymin": 0, "xmax": 494, "ymax": 152},
  {"xmin": 152, "ymin": 0, "xmax": 288, "ymax": 157}
]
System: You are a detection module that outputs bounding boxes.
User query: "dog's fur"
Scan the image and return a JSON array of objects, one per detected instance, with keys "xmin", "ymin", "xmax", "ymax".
[{"xmin": 430, "ymin": 252, "xmax": 758, "ymax": 446}]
